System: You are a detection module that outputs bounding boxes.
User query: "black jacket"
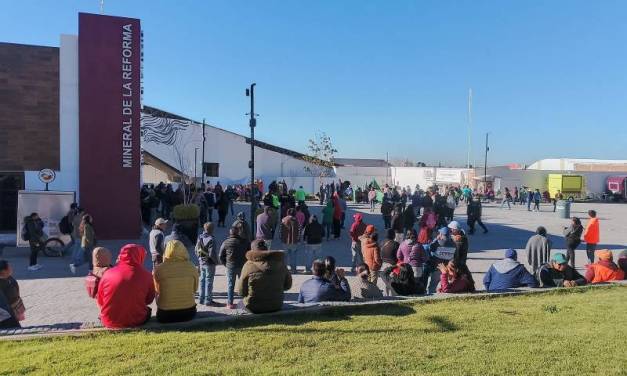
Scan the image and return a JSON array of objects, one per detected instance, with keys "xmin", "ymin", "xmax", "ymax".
[
  {"xmin": 219, "ymin": 235, "xmax": 251, "ymax": 270},
  {"xmin": 391, "ymin": 214, "xmax": 404, "ymax": 233},
  {"xmin": 467, "ymin": 200, "xmax": 482, "ymax": 219},
  {"xmin": 563, "ymin": 224, "xmax": 583, "ymax": 249},
  {"xmin": 303, "ymin": 221, "xmax": 324, "ymax": 244},
  {"xmin": 538, "ymin": 264, "xmax": 586, "ymax": 287}
]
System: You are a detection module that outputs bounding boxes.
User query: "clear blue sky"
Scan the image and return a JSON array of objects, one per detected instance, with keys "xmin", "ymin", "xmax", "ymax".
[{"xmin": 2, "ymin": 1, "xmax": 626, "ymax": 166}]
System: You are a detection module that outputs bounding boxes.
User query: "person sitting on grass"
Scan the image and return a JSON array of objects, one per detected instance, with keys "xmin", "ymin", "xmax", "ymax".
[
  {"xmin": 584, "ymin": 250, "xmax": 625, "ymax": 284},
  {"xmin": 483, "ymin": 249, "xmax": 538, "ymax": 292},
  {"xmin": 238, "ymin": 239, "xmax": 292, "ymax": 314},
  {"xmin": 323, "ymin": 256, "xmax": 351, "ymax": 297},
  {"xmin": 0, "ymin": 260, "xmax": 25, "ymax": 327},
  {"xmin": 97, "ymin": 244, "xmax": 155, "ymax": 328},
  {"xmin": 354, "ymin": 263, "xmax": 383, "ymax": 300},
  {"xmin": 437, "ymin": 260, "xmax": 476, "ymax": 293},
  {"xmin": 537, "ymin": 253, "xmax": 586, "ymax": 288},
  {"xmin": 153, "ymin": 240, "xmax": 199, "ymax": 323},
  {"xmin": 298, "ymin": 259, "xmax": 351, "ymax": 303},
  {"xmin": 618, "ymin": 250, "xmax": 627, "ymax": 278},
  {"xmin": 382, "ymin": 263, "xmax": 424, "ymax": 296}
]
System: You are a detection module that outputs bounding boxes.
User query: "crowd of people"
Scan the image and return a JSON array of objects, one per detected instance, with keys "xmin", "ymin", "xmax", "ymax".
[{"xmin": 2, "ymin": 181, "xmax": 626, "ymax": 330}]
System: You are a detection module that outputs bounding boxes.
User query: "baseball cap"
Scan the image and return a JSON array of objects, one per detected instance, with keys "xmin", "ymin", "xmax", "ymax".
[
  {"xmin": 155, "ymin": 218, "xmax": 168, "ymax": 226},
  {"xmin": 505, "ymin": 248, "xmax": 517, "ymax": 260},
  {"xmin": 447, "ymin": 221, "xmax": 460, "ymax": 230},
  {"xmin": 550, "ymin": 253, "xmax": 568, "ymax": 265}
]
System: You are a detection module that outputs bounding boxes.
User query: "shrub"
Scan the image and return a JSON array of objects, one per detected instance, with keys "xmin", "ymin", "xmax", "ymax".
[{"xmin": 173, "ymin": 204, "xmax": 200, "ymax": 220}]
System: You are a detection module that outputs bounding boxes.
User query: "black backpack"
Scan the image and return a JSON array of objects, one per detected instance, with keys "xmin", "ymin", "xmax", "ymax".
[
  {"xmin": 20, "ymin": 222, "xmax": 30, "ymax": 242},
  {"xmin": 59, "ymin": 215, "xmax": 72, "ymax": 235}
]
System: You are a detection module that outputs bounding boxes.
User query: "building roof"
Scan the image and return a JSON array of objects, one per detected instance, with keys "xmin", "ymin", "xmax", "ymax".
[
  {"xmin": 334, "ymin": 158, "xmax": 390, "ymax": 168},
  {"xmin": 142, "ymin": 105, "xmax": 334, "ymax": 167}
]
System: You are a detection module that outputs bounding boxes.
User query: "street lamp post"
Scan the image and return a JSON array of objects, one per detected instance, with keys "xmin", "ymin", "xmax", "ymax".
[
  {"xmin": 201, "ymin": 118, "xmax": 206, "ymax": 187},
  {"xmin": 484, "ymin": 133, "xmax": 489, "ymax": 192},
  {"xmin": 194, "ymin": 147, "xmax": 199, "ymax": 186},
  {"xmin": 246, "ymin": 83, "xmax": 257, "ymax": 240}
]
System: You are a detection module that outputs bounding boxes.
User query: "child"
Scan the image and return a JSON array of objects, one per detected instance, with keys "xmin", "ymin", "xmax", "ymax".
[
  {"xmin": 196, "ymin": 222, "xmax": 220, "ymax": 306},
  {"xmin": 85, "ymin": 247, "xmax": 113, "ymax": 301},
  {"xmin": 0, "ymin": 260, "xmax": 25, "ymax": 326}
]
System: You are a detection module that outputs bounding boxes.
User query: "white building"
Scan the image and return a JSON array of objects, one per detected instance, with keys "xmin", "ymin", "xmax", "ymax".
[
  {"xmin": 528, "ymin": 158, "xmax": 627, "ymax": 171},
  {"xmin": 141, "ymin": 106, "xmax": 332, "ymax": 193}
]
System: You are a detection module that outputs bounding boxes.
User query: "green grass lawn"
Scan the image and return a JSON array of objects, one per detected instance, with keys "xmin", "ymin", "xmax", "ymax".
[{"xmin": 2, "ymin": 286, "xmax": 626, "ymax": 375}]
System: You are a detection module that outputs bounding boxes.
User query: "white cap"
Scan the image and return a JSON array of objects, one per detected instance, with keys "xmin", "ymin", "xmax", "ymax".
[
  {"xmin": 155, "ymin": 218, "xmax": 169, "ymax": 226},
  {"xmin": 447, "ymin": 221, "xmax": 460, "ymax": 230}
]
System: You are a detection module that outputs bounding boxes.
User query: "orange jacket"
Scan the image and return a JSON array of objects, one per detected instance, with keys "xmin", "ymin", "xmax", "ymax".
[
  {"xmin": 585, "ymin": 261, "xmax": 625, "ymax": 283},
  {"xmin": 361, "ymin": 236, "xmax": 382, "ymax": 272},
  {"xmin": 583, "ymin": 217, "xmax": 599, "ymax": 244}
]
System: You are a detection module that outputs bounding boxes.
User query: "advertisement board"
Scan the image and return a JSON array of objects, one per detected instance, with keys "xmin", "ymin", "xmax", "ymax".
[
  {"xmin": 78, "ymin": 13, "xmax": 141, "ymax": 239},
  {"xmin": 16, "ymin": 191, "xmax": 74, "ymax": 247}
]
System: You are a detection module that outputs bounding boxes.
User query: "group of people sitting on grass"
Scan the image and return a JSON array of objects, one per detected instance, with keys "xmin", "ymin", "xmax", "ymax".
[{"xmin": 2, "ymin": 207, "xmax": 627, "ymax": 330}]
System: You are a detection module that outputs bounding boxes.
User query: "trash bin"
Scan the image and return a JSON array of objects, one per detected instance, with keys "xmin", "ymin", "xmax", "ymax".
[{"xmin": 556, "ymin": 200, "xmax": 571, "ymax": 219}]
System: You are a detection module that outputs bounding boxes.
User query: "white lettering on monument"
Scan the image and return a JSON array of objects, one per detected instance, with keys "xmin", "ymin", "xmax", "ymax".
[{"xmin": 122, "ymin": 23, "xmax": 133, "ymax": 168}]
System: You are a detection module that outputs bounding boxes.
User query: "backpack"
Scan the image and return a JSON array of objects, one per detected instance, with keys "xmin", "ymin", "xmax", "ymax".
[
  {"xmin": 59, "ymin": 215, "xmax": 72, "ymax": 235},
  {"xmin": 20, "ymin": 222, "xmax": 30, "ymax": 242}
]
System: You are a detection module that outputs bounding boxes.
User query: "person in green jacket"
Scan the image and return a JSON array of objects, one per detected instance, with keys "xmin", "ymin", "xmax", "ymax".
[
  {"xmin": 295, "ymin": 186, "xmax": 307, "ymax": 205},
  {"xmin": 322, "ymin": 201, "xmax": 334, "ymax": 241}
]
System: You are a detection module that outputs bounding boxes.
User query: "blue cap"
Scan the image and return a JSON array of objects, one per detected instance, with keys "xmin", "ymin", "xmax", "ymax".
[
  {"xmin": 505, "ymin": 248, "xmax": 517, "ymax": 260},
  {"xmin": 438, "ymin": 227, "xmax": 448, "ymax": 235}
]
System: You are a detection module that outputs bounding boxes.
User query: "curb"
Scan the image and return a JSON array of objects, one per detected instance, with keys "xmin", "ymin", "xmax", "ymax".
[{"xmin": 2, "ymin": 281, "xmax": 625, "ymax": 341}]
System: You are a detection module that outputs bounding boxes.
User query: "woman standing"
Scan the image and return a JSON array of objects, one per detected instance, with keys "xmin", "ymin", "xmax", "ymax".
[
  {"xmin": 216, "ymin": 192, "xmax": 229, "ymax": 227},
  {"xmin": 70, "ymin": 214, "xmax": 95, "ymax": 274},
  {"xmin": 563, "ymin": 217, "xmax": 583, "ymax": 268}
]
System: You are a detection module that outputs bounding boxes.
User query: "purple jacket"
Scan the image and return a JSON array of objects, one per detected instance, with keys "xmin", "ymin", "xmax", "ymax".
[{"xmin": 397, "ymin": 240, "xmax": 426, "ymax": 267}]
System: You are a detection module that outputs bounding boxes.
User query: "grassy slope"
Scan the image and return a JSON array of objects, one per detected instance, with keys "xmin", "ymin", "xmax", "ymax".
[{"xmin": 1, "ymin": 286, "xmax": 626, "ymax": 375}]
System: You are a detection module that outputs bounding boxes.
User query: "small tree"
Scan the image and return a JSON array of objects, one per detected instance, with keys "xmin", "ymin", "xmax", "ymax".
[{"xmin": 303, "ymin": 132, "xmax": 337, "ymax": 187}]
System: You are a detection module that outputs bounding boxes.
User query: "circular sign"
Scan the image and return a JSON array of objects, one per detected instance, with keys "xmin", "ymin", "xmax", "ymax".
[{"xmin": 38, "ymin": 169, "xmax": 56, "ymax": 184}]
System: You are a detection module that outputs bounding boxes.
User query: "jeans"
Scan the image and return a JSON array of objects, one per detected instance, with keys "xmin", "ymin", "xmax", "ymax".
[
  {"xmin": 324, "ymin": 223, "xmax": 332, "ymax": 240},
  {"xmin": 305, "ymin": 244, "xmax": 322, "ymax": 272},
  {"xmin": 427, "ymin": 269, "xmax": 441, "ymax": 294},
  {"xmin": 286, "ymin": 244, "xmax": 299, "ymax": 272},
  {"xmin": 370, "ymin": 200, "xmax": 375, "ymax": 211},
  {"xmin": 527, "ymin": 199, "xmax": 532, "ymax": 211},
  {"xmin": 72, "ymin": 242, "xmax": 86, "ymax": 267},
  {"xmin": 84, "ymin": 246, "xmax": 94, "ymax": 270},
  {"xmin": 229, "ymin": 200, "xmax": 234, "ymax": 216},
  {"xmin": 586, "ymin": 243, "xmax": 597, "ymax": 264},
  {"xmin": 226, "ymin": 267, "xmax": 242, "ymax": 305},
  {"xmin": 28, "ymin": 240, "xmax": 43, "ymax": 266},
  {"xmin": 533, "ymin": 201, "xmax": 540, "ymax": 211},
  {"xmin": 198, "ymin": 264, "xmax": 216, "ymax": 304},
  {"xmin": 351, "ymin": 241, "xmax": 363, "ymax": 270},
  {"xmin": 500, "ymin": 198, "xmax": 511, "ymax": 209}
]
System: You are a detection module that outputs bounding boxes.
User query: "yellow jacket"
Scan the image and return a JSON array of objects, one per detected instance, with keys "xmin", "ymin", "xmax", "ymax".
[{"xmin": 153, "ymin": 240, "xmax": 198, "ymax": 311}]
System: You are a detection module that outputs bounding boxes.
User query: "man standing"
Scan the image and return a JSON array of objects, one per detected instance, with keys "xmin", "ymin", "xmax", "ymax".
[
  {"xmin": 295, "ymin": 186, "xmax": 306, "ymax": 206},
  {"xmin": 467, "ymin": 195, "xmax": 488, "ymax": 235},
  {"xmin": 256, "ymin": 207, "xmax": 275, "ymax": 250},
  {"xmin": 553, "ymin": 190, "xmax": 564, "ymax": 212},
  {"xmin": 583, "ymin": 210, "xmax": 600, "ymax": 264},
  {"xmin": 281, "ymin": 208, "xmax": 300, "ymax": 274},
  {"xmin": 525, "ymin": 226, "xmax": 551, "ymax": 275},
  {"xmin": 303, "ymin": 216, "xmax": 324, "ymax": 273},
  {"xmin": 24, "ymin": 213, "xmax": 45, "ymax": 271},
  {"xmin": 533, "ymin": 189, "xmax": 542, "ymax": 212},
  {"xmin": 149, "ymin": 218, "xmax": 168, "ymax": 268},
  {"xmin": 349, "ymin": 214, "xmax": 367, "ymax": 273},
  {"xmin": 219, "ymin": 227, "xmax": 250, "ymax": 309}
]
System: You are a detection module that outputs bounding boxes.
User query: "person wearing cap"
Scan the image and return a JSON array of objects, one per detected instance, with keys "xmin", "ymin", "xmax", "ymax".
[
  {"xmin": 483, "ymin": 249, "xmax": 538, "ymax": 292},
  {"xmin": 584, "ymin": 250, "xmax": 625, "ymax": 284},
  {"xmin": 537, "ymin": 253, "xmax": 586, "ymax": 288},
  {"xmin": 149, "ymin": 218, "xmax": 168, "ymax": 268},
  {"xmin": 466, "ymin": 195, "xmax": 488, "ymax": 235},
  {"xmin": 525, "ymin": 226, "xmax": 552, "ymax": 275},
  {"xmin": 237, "ymin": 239, "xmax": 292, "ymax": 313},
  {"xmin": 349, "ymin": 213, "xmax": 367, "ymax": 273},
  {"xmin": 448, "ymin": 221, "xmax": 469, "ymax": 266},
  {"xmin": 360, "ymin": 225, "xmax": 382, "ymax": 284}
]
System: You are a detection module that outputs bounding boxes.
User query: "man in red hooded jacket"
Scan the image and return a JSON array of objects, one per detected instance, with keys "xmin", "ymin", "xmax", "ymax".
[
  {"xmin": 97, "ymin": 244, "xmax": 155, "ymax": 328},
  {"xmin": 349, "ymin": 213, "xmax": 367, "ymax": 273}
]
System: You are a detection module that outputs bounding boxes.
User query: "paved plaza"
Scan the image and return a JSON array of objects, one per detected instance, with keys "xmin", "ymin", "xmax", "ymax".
[{"xmin": 1, "ymin": 201, "xmax": 625, "ymax": 329}]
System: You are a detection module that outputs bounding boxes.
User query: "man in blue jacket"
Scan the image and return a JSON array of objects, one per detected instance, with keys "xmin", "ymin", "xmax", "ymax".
[
  {"xmin": 298, "ymin": 260, "xmax": 351, "ymax": 303},
  {"xmin": 483, "ymin": 249, "xmax": 538, "ymax": 292}
]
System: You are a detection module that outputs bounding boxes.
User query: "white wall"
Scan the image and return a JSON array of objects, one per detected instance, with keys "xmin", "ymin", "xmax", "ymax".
[
  {"xmin": 334, "ymin": 166, "xmax": 390, "ymax": 188},
  {"xmin": 391, "ymin": 167, "xmax": 472, "ymax": 190},
  {"xmin": 141, "ymin": 115, "xmax": 328, "ymax": 188},
  {"xmin": 25, "ymin": 35, "xmax": 79, "ymax": 197},
  {"xmin": 529, "ymin": 158, "xmax": 627, "ymax": 171}
]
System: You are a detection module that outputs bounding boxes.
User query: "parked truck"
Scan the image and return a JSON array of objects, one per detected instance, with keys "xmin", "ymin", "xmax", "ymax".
[
  {"xmin": 547, "ymin": 174, "xmax": 584, "ymax": 202},
  {"xmin": 606, "ymin": 176, "xmax": 627, "ymax": 201}
]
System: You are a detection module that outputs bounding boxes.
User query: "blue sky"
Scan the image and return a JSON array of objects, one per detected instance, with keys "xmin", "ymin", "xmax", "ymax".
[{"xmin": 2, "ymin": 1, "xmax": 626, "ymax": 166}]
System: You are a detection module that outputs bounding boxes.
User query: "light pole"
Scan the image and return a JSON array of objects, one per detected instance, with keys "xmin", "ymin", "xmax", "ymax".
[
  {"xmin": 194, "ymin": 147, "xmax": 199, "ymax": 186},
  {"xmin": 484, "ymin": 133, "xmax": 489, "ymax": 192},
  {"xmin": 201, "ymin": 118, "xmax": 206, "ymax": 187},
  {"xmin": 246, "ymin": 83, "xmax": 257, "ymax": 240}
]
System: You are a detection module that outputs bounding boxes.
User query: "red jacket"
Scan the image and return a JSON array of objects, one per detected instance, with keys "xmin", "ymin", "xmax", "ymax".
[
  {"xmin": 584, "ymin": 260, "xmax": 625, "ymax": 284},
  {"xmin": 349, "ymin": 215, "xmax": 367, "ymax": 243},
  {"xmin": 97, "ymin": 244, "xmax": 155, "ymax": 328}
]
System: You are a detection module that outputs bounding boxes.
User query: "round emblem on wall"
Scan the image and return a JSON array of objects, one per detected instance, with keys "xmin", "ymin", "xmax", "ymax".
[{"xmin": 38, "ymin": 169, "xmax": 56, "ymax": 184}]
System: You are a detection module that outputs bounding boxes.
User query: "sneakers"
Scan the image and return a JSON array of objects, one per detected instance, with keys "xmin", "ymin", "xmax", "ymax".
[
  {"xmin": 69, "ymin": 264, "xmax": 76, "ymax": 274},
  {"xmin": 28, "ymin": 264, "xmax": 43, "ymax": 271}
]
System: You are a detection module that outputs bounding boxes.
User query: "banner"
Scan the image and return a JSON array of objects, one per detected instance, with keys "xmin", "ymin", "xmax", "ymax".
[{"xmin": 78, "ymin": 13, "xmax": 141, "ymax": 239}]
